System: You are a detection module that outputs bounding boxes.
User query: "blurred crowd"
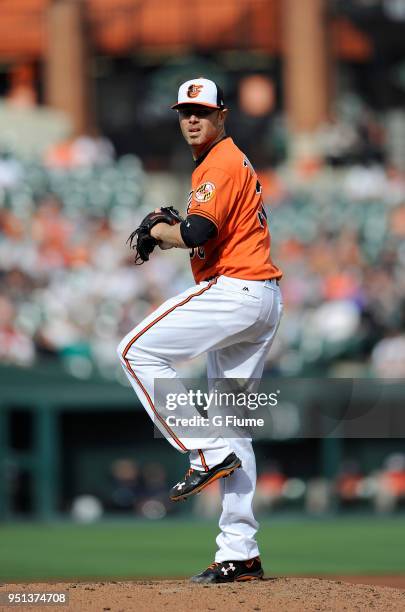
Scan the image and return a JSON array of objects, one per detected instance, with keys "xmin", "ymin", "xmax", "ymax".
[
  {"xmin": 8, "ymin": 450, "xmax": 405, "ymax": 519},
  {"xmin": 0, "ymin": 141, "xmax": 191, "ymax": 379},
  {"xmin": 266, "ymin": 160, "xmax": 405, "ymax": 377},
  {"xmin": 68, "ymin": 452, "xmax": 405, "ymax": 521},
  {"xmin": 252, "ymin": 452, "xmax": 405, "ymax": 516},
  {"xmin": 1, "ymin": 118, "xmax": 405, "ymax": 379},
  {"xmin": 106, "ymin": 458, "xmax": 173, "ymax": 520}
]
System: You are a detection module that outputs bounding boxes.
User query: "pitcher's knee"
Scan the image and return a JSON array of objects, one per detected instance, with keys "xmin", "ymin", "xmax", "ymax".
[
  {"xmin": 117, "ymin": 337, "xmax": 128, "ymax": 364},
  {"xmin": 118, "ymin": 335, "xmax": 151, "ymax": 369},
  {"xmin": 117, "ymin": 336, "xmax": 143, "ymax": 368}
]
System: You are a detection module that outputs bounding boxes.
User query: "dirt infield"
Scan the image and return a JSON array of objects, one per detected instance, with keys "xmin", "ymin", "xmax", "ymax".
[{"xmin": 2, "ymin": 577, "xmax": 405, "ymax": 612}]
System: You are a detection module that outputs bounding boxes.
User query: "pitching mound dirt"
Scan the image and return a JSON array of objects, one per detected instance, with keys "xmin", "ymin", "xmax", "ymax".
[{"xmin": 2, "ymin": 577, "xmax": 405, "ymax": 612}]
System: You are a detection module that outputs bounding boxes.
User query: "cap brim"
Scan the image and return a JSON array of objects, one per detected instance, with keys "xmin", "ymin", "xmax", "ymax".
[{"xmin": 171, "ymin": 101, "xmax": 222, "ymax": 110}]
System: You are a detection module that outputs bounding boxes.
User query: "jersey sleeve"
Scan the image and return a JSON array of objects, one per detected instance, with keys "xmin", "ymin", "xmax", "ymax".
[
  {"xmin": 188, "ymin": 167, "xmax": 236, "ymax": 231},
  {"xmin": 180, "ymin": 214, "xmax": 217, "ymax": 247}
]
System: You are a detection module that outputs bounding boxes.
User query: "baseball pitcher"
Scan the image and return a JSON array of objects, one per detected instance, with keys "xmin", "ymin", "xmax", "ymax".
[{"xmin": 118, "ymin": 78, "xmax": 283, "ymax": 583}]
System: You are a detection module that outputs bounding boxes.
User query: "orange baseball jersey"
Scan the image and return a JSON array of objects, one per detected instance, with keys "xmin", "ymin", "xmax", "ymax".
[{"xmin": 187, "ymin": 137, "xmax": 282, "ymax": 284}]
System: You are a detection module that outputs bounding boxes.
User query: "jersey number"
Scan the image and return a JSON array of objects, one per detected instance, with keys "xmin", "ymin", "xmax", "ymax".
[
  {"xmin": 257, "ymin": 205, "xmax": 267, "ymax": 228},
  {"xmin": 190, "ymin": 246, "xmax": 205, "ymax": 260},
  {"xmin": 244, "ymin": 158, "xmax": 266, "ymax": 228}
]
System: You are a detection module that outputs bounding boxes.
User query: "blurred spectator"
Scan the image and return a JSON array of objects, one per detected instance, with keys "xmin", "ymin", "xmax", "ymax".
[
  {"xmin": 0, "ymin": 294, "xmax": 34, "ymax": 366},
  {"xmin": 318, "ymin": 120, "xmax": 359, "ymax": 167},
  {"xmin": 0, "ymin": 150, "xmax": 22, "ymax": 188},
  {"xmin": 31, "ymin": 195, "xmax": 73, "ymax": 272},
  {"xmin": 374, "ymin": 453, "xmax": 405, "ymax": 513},
  {"xmin": 139, "ymin": 462, "xmax": 170, "ymax": 519},
  {"xmin": 335, "ymin": 460, "xmax": 364, "ymax": 506},
  {"xmin": 44, "ymin": 135, "xmax": 114, "ymax": 169},
  {"xmin": 193, "ymin": 479, "xmax": 221, "ymax": 518},
  {"xmin": 253, "ymin": 462, "xmax": 305, "ymax": 514},
  {"xmin": 371, "ymin": 333, "xmax": 405, "ymax": 377},
  {"xmin": 108, "ymin": 458, "xmax": 175, "ymax": 519},
  {"xmin": 109, "ymin": 458, "xmax": 144, "ymax": 512},
  {"xmin": 305, "ymin": 478, "xmax": 332, "ymax": 515},
  {"xmin": 140, "ymin": 462, "xmax": 168, "ymax": 502},
  {"xmin": 254, "ymin": 461, "xmax": 287, "ymax": 513},
  {"xmin": 318, "ymin": 112, "xmax": 385, "ymax": 168}
]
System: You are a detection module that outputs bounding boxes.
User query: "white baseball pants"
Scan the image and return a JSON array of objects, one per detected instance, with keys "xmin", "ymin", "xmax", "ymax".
[{"xmin": 118, "ymin": 275, "xmax": 283, "ymax": 562}]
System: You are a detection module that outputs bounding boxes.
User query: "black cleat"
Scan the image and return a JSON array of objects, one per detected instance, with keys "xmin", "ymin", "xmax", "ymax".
[
  {"xmin": 190, "ymin": 557, "xmax": 264, "ymax": 584},
  {"xmin": 169, "ymin": 452, "xmax": 241, "ymax": 502}
]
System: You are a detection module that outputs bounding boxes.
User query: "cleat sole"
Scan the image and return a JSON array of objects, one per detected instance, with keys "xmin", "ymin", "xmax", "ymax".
[
  {"xmin": 170, "ymin": 462, "xmax": 241, "ymax": 502},
  {"xmin": 236, "ymin": 572, "xmax": 264, "ymax": 582}
]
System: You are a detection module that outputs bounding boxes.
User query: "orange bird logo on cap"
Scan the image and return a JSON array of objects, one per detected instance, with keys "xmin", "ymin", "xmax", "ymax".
[{"xmin": 187, "ymin": 84, "xmax": 203, "ymax": 98}]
